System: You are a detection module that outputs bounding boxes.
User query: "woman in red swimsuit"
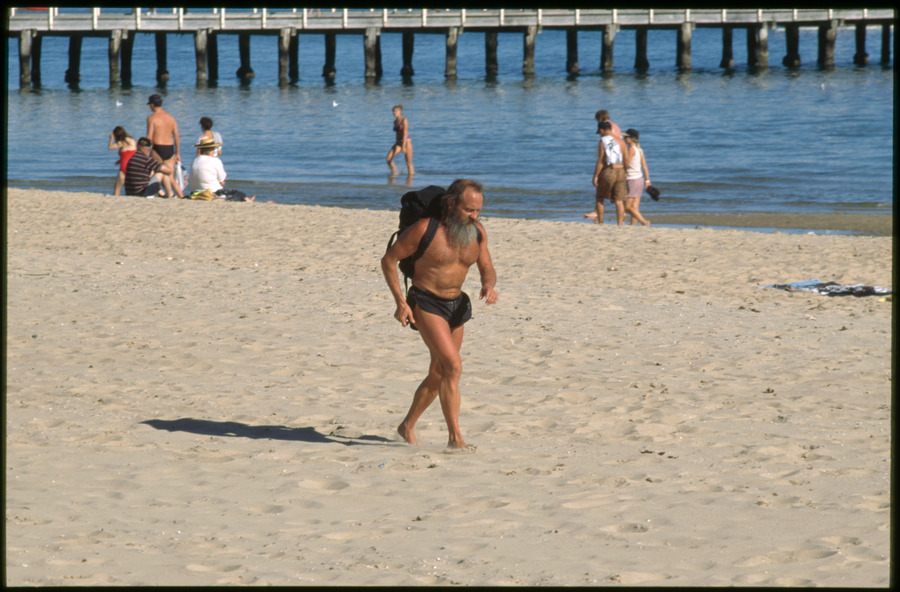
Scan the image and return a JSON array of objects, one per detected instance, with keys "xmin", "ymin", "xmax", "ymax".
[{"xmin": 108, "ymin": 126, "xmax": 137, "ymax": 196}]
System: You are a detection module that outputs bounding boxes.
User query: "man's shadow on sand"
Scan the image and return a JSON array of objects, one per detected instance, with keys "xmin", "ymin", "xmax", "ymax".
[{"xmin": 140, "ymin": 418, "xmax": 397, "ymax": 446}]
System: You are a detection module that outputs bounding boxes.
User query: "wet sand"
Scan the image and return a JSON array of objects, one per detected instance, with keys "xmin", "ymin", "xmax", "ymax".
[
  {"xmin": 649, "ymin": 212, "xmax": 892, "ymax": 236},
  {"xmin": 6, "ymin": 188, "xmax": 891, "ymax": 586}
]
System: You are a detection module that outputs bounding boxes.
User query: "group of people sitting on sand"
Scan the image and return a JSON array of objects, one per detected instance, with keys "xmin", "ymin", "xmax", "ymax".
[{"xmin": 107, "ymin": 94, "xmax": 256, "ymax": 202}]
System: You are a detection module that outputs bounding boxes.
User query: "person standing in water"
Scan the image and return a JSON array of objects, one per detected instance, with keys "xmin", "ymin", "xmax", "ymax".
[
  {"xmin": 386, "ymin": 104, "xmax": 414, "ymax": 176},
  {"xmin": 107, "ymin": 126, "xmax": 137, "ymax": 196},
  {"xmin": 146, "ymin": 94, "xmax": 184, "ymax": 198}
]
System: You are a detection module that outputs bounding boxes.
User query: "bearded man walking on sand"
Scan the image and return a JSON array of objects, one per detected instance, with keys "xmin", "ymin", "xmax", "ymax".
[{"xmin": 381, "ymin": 179, "xmax": 498, "ymax": 449}]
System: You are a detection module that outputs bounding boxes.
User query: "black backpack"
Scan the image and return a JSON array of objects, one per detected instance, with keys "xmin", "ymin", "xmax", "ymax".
[{"xmin": 386, "ymin": 185, "xmax": 446, "ymax": 293}]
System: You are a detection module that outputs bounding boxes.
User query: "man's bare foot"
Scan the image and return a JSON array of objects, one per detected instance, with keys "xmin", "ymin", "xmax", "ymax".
[
  {"xmin": 397, "ymin": 423, "xmax": 418, "ymax": 445},
  {"xmin": 584, "ymin": 211, "xmax": 598, "ymax": 219},
  {"xmin": 447, "ymin": 436, "xmax": 468, "ymax": 449},
  {"xmin": 244, "ymin": 196, "xmax": 256, "ymax": 202}
]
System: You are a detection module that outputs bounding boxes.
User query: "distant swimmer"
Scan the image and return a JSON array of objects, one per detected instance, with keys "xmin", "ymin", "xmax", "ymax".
[
  {"xmin": 386, "ymin": 104, "xmax": 414, "ymax": 176},
  {"xmin": 146, "ymin": 94, "xmax": 184, "ymax": 198}
]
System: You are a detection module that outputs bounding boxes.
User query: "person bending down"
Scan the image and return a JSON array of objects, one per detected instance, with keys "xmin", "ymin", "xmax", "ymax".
[{"xmin": 124, "ymin": 137, "xmax": 175, "ymax": 198}]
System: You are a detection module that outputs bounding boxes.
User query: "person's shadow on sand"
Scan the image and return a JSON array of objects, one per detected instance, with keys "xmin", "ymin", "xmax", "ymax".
[{"xmin": 140, "ymin": 418, "xmax": 397, "ymax": 446}]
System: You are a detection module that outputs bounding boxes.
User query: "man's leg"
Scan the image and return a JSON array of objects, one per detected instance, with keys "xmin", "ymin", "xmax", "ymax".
[
  {"xmin": 154, "ymin": 173, "xmax": 173, "ymax": 197},
  {"xmin": 614, "ymin": 198, "xmax": 626, "ymax": 225},
  {"xmin": 594, "ymin": 198, "xmax": 605, "ymax": 223},
  {"xmin": 399, "ymin": 307, "xmax": 467, "ymax": 448},
  {"xmin": 614, "ymin": 172, "xmax": 627, "ymax": 225}
]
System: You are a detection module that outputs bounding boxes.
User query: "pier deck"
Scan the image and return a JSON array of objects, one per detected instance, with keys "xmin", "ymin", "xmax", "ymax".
[{"xmin": 7, "ymin": 8, "xmax": 894, "ymax": 88}]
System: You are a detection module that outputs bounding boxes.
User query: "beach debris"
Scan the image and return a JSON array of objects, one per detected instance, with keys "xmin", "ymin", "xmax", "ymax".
[{"xmin": 761, "ymin": 280, "xmax": 891, "ymax": 297}]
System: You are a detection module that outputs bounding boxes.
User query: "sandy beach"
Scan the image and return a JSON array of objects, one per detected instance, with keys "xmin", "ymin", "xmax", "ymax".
[{"xmin": 5, "ymin": 188, "xmax": 891, "ymax": 586}]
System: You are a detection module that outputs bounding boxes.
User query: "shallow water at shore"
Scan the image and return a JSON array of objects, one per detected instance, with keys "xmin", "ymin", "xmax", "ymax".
[{"xmin": 7, "ymin": 17, "xmax": 894, "ymax": 230}]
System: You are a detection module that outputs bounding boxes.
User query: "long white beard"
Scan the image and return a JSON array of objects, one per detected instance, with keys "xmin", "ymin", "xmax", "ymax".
[{"xmin": 444, "ymin": 212, "xmax": 479, "ymax": 248}]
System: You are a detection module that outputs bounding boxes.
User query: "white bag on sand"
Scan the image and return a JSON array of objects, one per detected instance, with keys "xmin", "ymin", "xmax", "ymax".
[{"xmin": 174, "ymin": 162, "xmax": 188, "ymax": 193}]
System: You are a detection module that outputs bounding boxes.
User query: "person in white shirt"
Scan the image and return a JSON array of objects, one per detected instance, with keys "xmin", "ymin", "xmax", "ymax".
[
  {"xmin": 196, "ymin": 116, "xmax": 223, "ymax": 158},
  {"xmin": 189, "ymin": 137, "xmax": 255, "ymax": 201},
  {"xmin": 622, "ymin": 128, "xmax": 651, "ymax": 226}
]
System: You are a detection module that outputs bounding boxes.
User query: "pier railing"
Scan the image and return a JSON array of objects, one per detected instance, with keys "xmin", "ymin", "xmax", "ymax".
[
  {"xmin": 7, "ymin": 8, "xmax": 896, "ymax": 33},
  {"xmin": 8, "ymin": 8, "xmax": 895, "ymax": 88}
]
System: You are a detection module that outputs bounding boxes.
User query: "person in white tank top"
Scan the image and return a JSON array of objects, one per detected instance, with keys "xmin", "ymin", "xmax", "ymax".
[
  {"xmin": 591, "ymin": 120, "xmax": 631, "ymax": 224},
  {"xmin": 622, "ymin": 128, "xmax": 651, "ymax": 226}
]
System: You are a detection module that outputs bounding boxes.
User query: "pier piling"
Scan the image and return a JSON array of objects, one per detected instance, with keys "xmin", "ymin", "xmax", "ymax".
[
  {"xmin": 818, "ymin": 20, "xmax": 838, "ymax": 68},
  {"xmin": 485, "ymin": 31, "xmax": 499, "ymax": 77},
  {"xmin": 364, "ymin": 27, "xmax": 380, "ymax": 80},
  {"xmin": 720, "ymin": 26, "xmax": 734, "ymax": 69},
  {"xmin": 601, "ymin": 24, "xmax": 616, "ymax": 73},
  {"xmin": 523, "ymin": 25, "xmax": 537, "ymax": 76},
  {"xmin": 445, "ymin": 27, "xmax": 459, "ymax": 79},
  {"xmin": 207, "ymin": 33, "xmax": 219, "ymax": 83},
  {"xmin": 676, "ymin": 23, "xmax": 692, "ymax": 70},
  {"xmin": 634, "ymin": 28, "xmax": 649, "ymax": 71},
  {"xmin": 565, "ymin": 30, "xmax": 579, "ymax": 75},
  {"xmin": 322, "ymin": 33, "xmax": 336, "ymax": 80},
  {"xmin": 748, "ymin": 24, "xmax": 769, "ymax": 69},
  {"xmin": 31, "ymin": 33, "xmax": 43, "ymax": 87},
  {"xmin": 237, "ymin": 32, "xmax": 254, "ymax": 83},
  {"xmin": 289, "ymin": 32, "xmax": 300, "ymax": 82},
  {"xmin": 154, "ymin": 33, "xmax": 168, "ymax": 86},
  {"xmin": 120, "ymin": 31, "xmax": 133, "ymax": 87},
  {"xmin": 109, "ymin": 30, "xmax": 122, "ymax": 87},
  {"xmin": 18, "ymin": 30, "xmax": 33, "ymax": 87},
  {"xmin": 195, "ymin": 29, "xmax": 209, "ymax": 85},
  {"xmin": 401, "ymin": 32, "xmax": 415, "ymax": 77},
  {"xmin": 853, "ymin": 23, "xmax": 869, "ymax": 66},
  {"xmin": 783, "ymin": 24, "xmax": 801, "ymax": 67},
  {"xmin": 881, "ymin": 24, "xmax": 891, "ymax": 65},
  {"xmin": 278, "ymin": 28, "xmax": 291, "ymax": 85},
  {"xmin": 65, "ymin": 35, "xmax": 82, "ymax": 87}
]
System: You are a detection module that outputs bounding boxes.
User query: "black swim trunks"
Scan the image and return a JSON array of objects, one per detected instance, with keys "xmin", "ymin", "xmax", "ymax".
[
  {"xmin": 406, "ymin": 285, "xmax": 472, "ymax": 330},
  {"xmin": 153, "ymin": 144, "xmax": 175, "ymax": 161}
]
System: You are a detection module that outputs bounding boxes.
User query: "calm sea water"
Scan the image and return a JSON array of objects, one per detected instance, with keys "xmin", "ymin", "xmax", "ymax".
[{"xmin": 6, "ymin": 9, "xmax": 894, "ymax": 227}]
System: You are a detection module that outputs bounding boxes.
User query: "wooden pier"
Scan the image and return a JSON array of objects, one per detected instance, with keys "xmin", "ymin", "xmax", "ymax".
[{"xmin": 7, "ymin": 8, "xmax": 895, "ymax": 88}]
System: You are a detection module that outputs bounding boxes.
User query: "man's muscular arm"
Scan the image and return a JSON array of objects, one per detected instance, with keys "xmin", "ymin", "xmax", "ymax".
[
  {"xmin": 380, "ymin": 219, "xmax": 428, "ymax": 326},
  {"xmin": 475, "ymin": 223, "xmax": 498, "ymax": 304}
]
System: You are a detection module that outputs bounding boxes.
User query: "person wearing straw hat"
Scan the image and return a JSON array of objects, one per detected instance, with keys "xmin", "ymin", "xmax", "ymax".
[{"xmin": 189, "ymin": 137, "xmax": 255, "ymax": 202}]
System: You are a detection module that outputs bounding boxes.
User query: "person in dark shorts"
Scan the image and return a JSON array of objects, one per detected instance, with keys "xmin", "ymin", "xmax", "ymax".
[
  {"xmin": 381, "ymin": 179, "xmax": 498, "ymax": 450},
  {"xmin": 124, "ymin": 137, "xmax": 174, "ymax": 197},
  {"xmin": 405, "ymin": 285, "xmax": 472, "ymax": 330},
  {"xmin": 592, "ymin": 120, "xmax": 631, "ymax": 224},
  {"xmin": 146, "ymin": 94, "xmax": 183, "ymax": 198}
]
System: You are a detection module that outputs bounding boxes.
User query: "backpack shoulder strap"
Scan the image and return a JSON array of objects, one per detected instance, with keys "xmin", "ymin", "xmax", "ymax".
[
  {"xmin": 404, "ymin": 217, "xmax": 440, "ymax": 294},
  {"xmin": 412, "ymin": 217, "xmax": 440, "ymax": 263}
]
